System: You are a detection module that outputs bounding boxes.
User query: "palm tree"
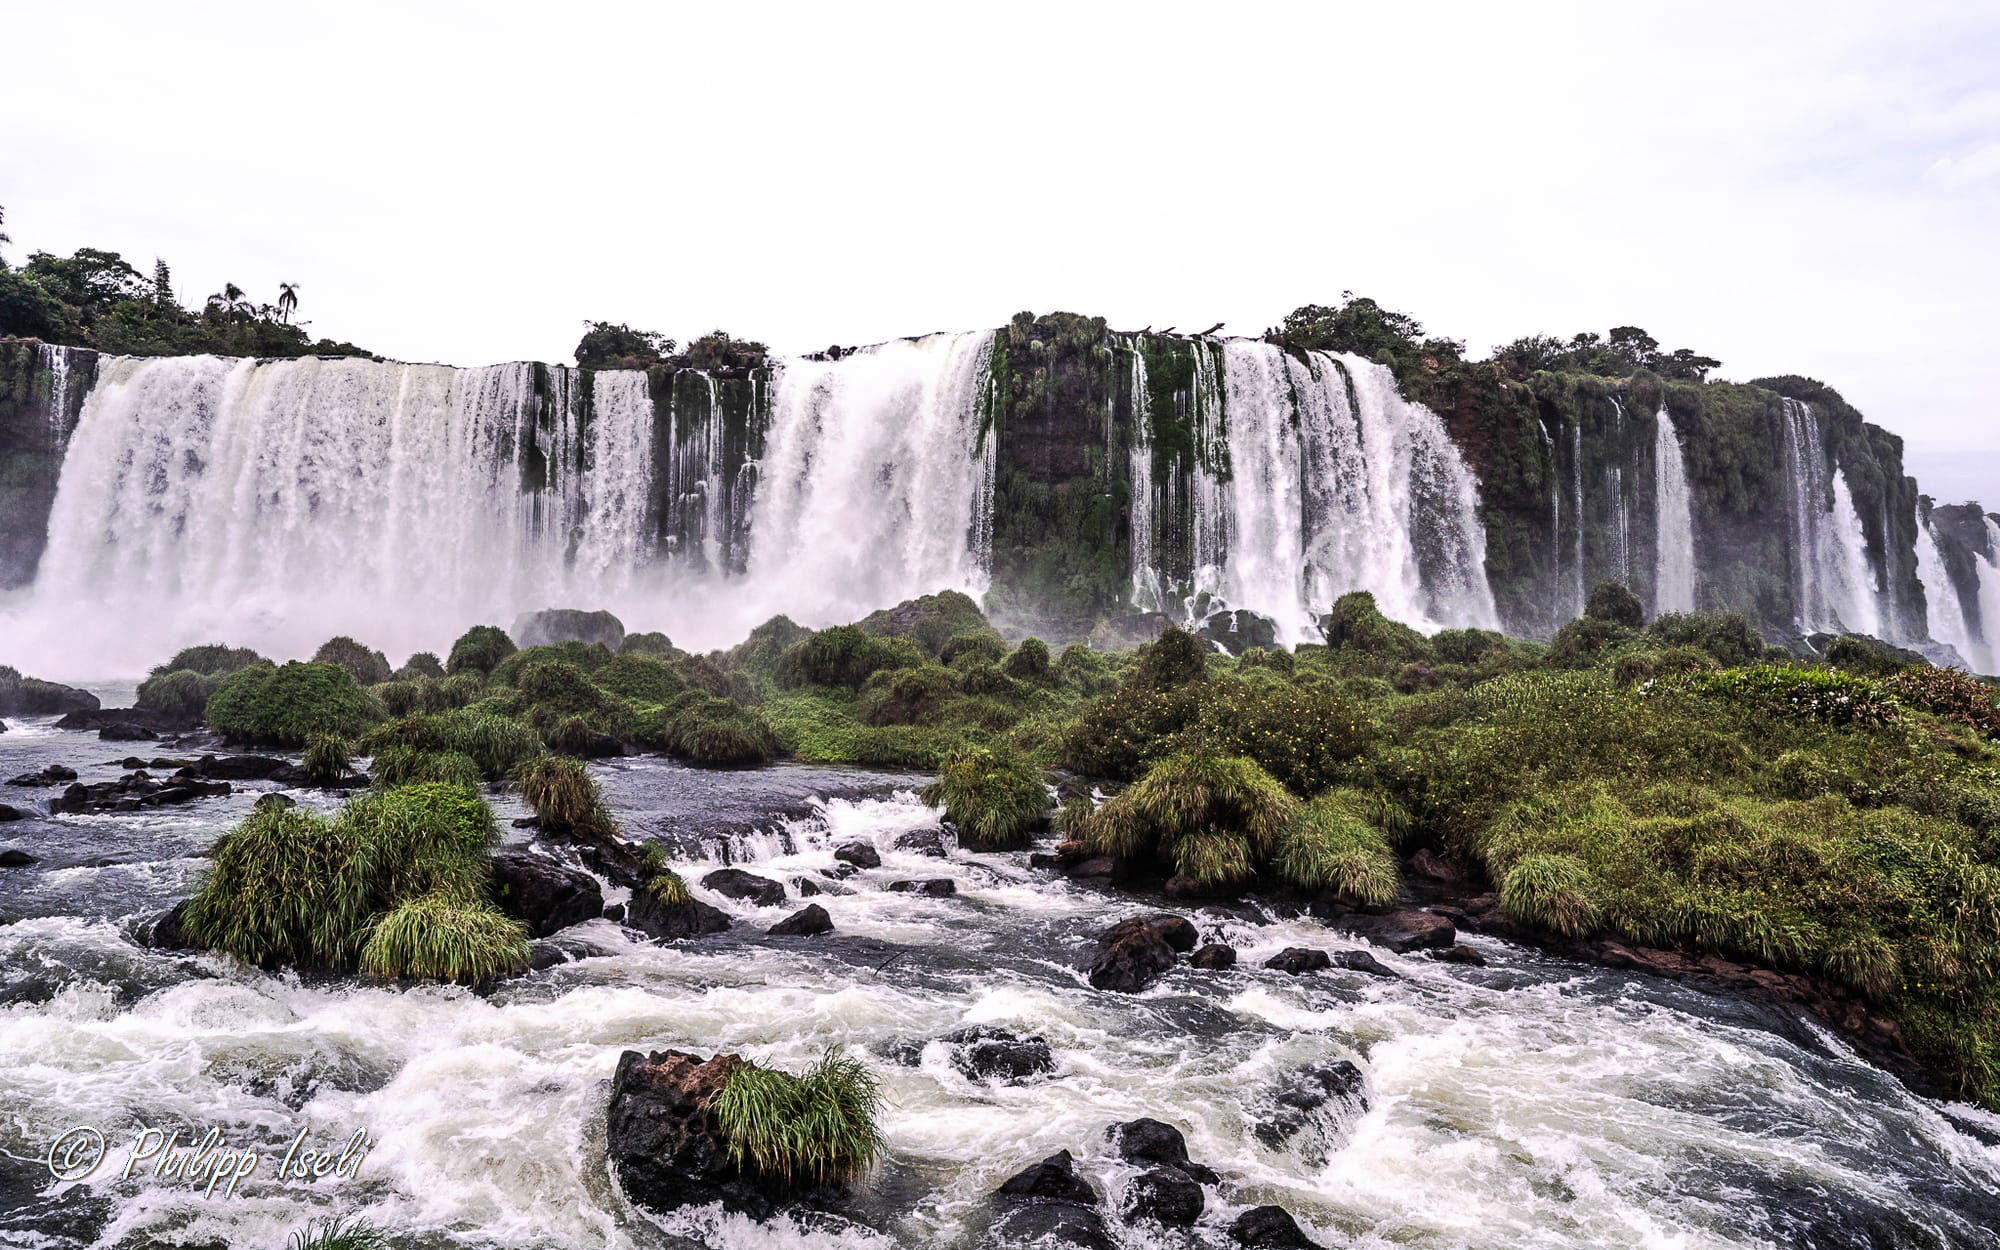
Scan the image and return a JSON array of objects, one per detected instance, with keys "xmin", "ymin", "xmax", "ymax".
[{"xmin": 277, "ymin": 282, "xmax": 299, "ymax": 324}]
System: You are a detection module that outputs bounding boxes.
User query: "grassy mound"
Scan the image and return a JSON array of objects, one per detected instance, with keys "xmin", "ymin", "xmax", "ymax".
[
  {"xmin": 713, "ymin": 1049, "xmax": 883, "ymax": 1190},
  {"xmin": 515, "ymin": 755, "xmax": 614, "ymax": 835},
  {"xmin": 205, "ymin": 661, "xmax": 384, "ymax": 747},
  {"xmin": 446, "ymin": 624, "xmax": 517, "ymax": 676},
  {"xmin": 919, "ymin": 745, "xmax": 1048, "ymax": 849}
]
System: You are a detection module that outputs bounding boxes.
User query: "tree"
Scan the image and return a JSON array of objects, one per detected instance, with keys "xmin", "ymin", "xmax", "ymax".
[
  {"xmin": 1265, "ymin": 293, "xmax": 1464, "ymax": 381},
  {"xmin": 277, "ymin": 282, "xmax": 299, "ymax": 324},
  {"xmin": 1492, "ymin": 325, "xmax": 1720, "ymax": 383},
  {"xmin": 152, "ymin": 259, "xmax": 174, "ymax": 306},
  {"xmin": 574, "ymin": 321, "xmax": 675, "ymax": 370}
]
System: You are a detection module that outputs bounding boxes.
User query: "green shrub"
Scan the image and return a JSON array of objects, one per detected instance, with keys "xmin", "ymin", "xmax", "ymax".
[
  {"xmin": 206, "ymin": 662, "xmax": 384, "ymax": 747},
  {"xmin": 181, "ymin": 806, "xmax": 368, "ymax": 969},
  {"xmin": 359, "ymin": 892, "xmax": 530, "ymax": 983},
  {"xmin": 447, "ymin": 624, "xmax": 517, "ymax": 676},
  {"xmin": 135, "ymin": 668, "xmax": 215, "ymax": 721},
  {"xmin": 1056, "ymin": 643, "xmax": 1113, "ymax": 693},
  {"xmin": 1550, "ymin": 615, "xmax": 1634, "ymax": 666},
  {"xmin": 515, "ymin": 755, "xmax": 615, "ymax": 834},
  {"xmin": 1644, "ymin": 612, "xmax": 1765, "ymax": 667},
  {"xmin": 858, "ymin": 665, "xmax": 958, "ymax": 726},
  {"xmin": 313, "ymin": 635, "xmax": 393, "ymax": 686},
  {"xmin": 514, "ymin": 657, "xmax": 635, "ymax": 742},
  {"xmin": 1687, "ymin": 665, "xmax": 1899, "ymax": 727},
  {"xmin": 776, "ymin": 626, "xmax": 924, "ymax": 690},
  {"xmin": 1319, "ymin": 592, "xmax": 1433, "ymax": 664},
  {"xmin": 940, "ymin": 630, "xmax": 1008, "ymax": 668},
  {"xmin": 1081, "ymin": 751, "xmax": 1296, "ymax": 881},
  {"xmin": 713, "ymin": 1050, "xmax": 883, "ymax": 1190},
  {"xmin": 857, "ymin": 590, "xmax": 990, "ymax": 655},
  {"xmin": 763, "ymin": 694, "xmax": 958, "ymax": 769},
  {"xmin": 621, "ymin": 630, "xmax": 678, "ymax": 657},
  {"xmin": 1585, "ymin": 581, "xmax": 1644, "ymax": 628},
  {"xmin": 645, "ymin": 869, "xmax": 691, "ymax": 906},
  {"xmin": 303, "ymin": 734, "xmax": 352, "ymax": 786},
  {"xmin": 398, "ymin": 651, "xmax": 445, "ymax": 680},
  {"xmin": 364, "ymin": 710, "xmax": 542, "ymax": 781},
  {"xmin": 1499, "ymin": 853, "xmax": 1604, "ymax": 937},
  {"xmin": 1431, "ymin": 628, "xmax": 1507, "ymax": 666},
  {"xmin": 342, "ymin": 783, "xmax": 497, "ymax": 904},
  {"xmin": 1885, "ymin": 666, "xmax": 2000, "ymax": 737},
  {"xmin": 371, "ymin": 746, "xmax": 484, "ymax": 791},
  {"xmin": 919, "ymin": 746, "xmax": 1047, "ymax": 849},
  {"xmin": 957, "ymin": 662, "xmax": 1018, "ymax": 698},
  {"xmin": 594, "ymin": 653, "xmax": 687, "ymax": 704},
  {"xmin": 646, "ymin": 695, "xmax": 779, "ymax": 766},
  {"xmin": 1001, "ymin": 638, "xmax": 1052, "ymax": 683},
  {"xmin": 1276, "ymin": 791, "xmax": 1400, "ymax": 903},
  {"xmin": 729, "ymin": 615, "xmax": 812, "ymax": 677},
  {"xmin": 1133, "ymin": 626, "xmax": 1211, "ymax": 689},
  {"xmin": 1172, "ymin": 830, "xmax": 1255, "ymax": 890},
  {"xmin": 151, "ymin": 643, "xmax": 262, "ymax": 677}
]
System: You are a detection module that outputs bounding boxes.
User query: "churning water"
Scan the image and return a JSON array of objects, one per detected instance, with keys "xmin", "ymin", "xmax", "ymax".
[{"xmin": 0, "ymin": 724, "xmax": 1995, "ymax": 1249}]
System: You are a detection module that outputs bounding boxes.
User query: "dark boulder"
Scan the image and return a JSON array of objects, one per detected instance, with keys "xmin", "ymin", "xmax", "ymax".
[
  {"xmin": 626, "ymin": 889, "xmax": 731, "ymax": 941},
  {"xmin": 512, "ymin": 608, "xmax": 625, "ymax": 651},
  {"xmin": 1189, "ymin": 942, "xmax": 1237, "ymax": 970},
  {"xmin": 768, "ymin": 904, "xmax": 834, "ymax": 937},
  {"xmin": 1431, "ymin": 944, "xmax": 1488, "ymax": 966},
  {"xmin": 254, "ymin": 793, "xmax": 297, "ymax": 812},
  {"xmin": 1324, "ymin": 907, "xmax": 1456, "ymax": 953},
  {"xmin": 1108, "ymin": 1117, "xmax": 1217, "ymax": 1183},
  {"xmin": 1333, "ymin": 950, "xmax": 1397, "ymax": 978},
  {"xmin": 1231, "ymin": 1205, "xmax": 1322, "ymax": 1248},
  {"xmin": 7, "ymin": 765, "xmax": 76, "ymax": 787},
  {"xmin": 1264, "ymin": 948, "xmax": 1332, "ymax": 975},
  {"xmin": 489, "ymin": 851, "xmax": 604, "ymax": 938},
  {"xmin": 700, "ymin": 868, "xmax": 787, "ymax": 907},
  {"xmin": 1120, "ymin": 1167, "xmax": 1204, "ymax": 1227},
  {"xmin": 0, "ymin": 674, "xmax": 99, "ymax": 717},
  {"xmin": 0, "ymin": 848, "xmax": 36, "ymax": 866},
  {"xmin": 140, "ymin": 899, "xmax": 193, "ymax": 950},
  {"xmin": 1196, "ymin": 608, "xmax": 1280, "ymax": 654},
  {"xmin": 944, "ymin": 1027, "xmax": 1056, "ymax": 1083},
  {"xmin": 996, "ymin": 1149, "xmax": 1099, "ymax": 1205},
  {"xmin": 50, "ymin": 774, "xmax": 231, "ymax": 815},
  {"xmin": 833, "ymin": 841, "xmax": 881, "ymax": 869},
  {"xmin": 886, "ymin": 878, "xmax": 956, "ymax": 897},
  {"xmin": 1253, "ymin": 1060, "xmax": 1367, "ymax": 1150},
  {"xmin": 97, "ymin": 723, "xmax": 158, "ymax": 742},
  {"xmin": 0, "ymin": 804, "xmax": 27, "ymax": 823},
  {"xmin": 892, "ymin": 829, "xmax": 948, "ymax": 857},
  {"xmin": 1142, "ymin": 913, "xmax": 1198, "ymax": 952},
  {"xmin": 602, "ymin": 902, "xmax": 626, "ymax": 922},
  {"xmin": 55, "ymin": 707, "xmax": 187, "ymax": 733},
  {"xmin": 186, "ymin": 754, "xmax": 296, "ymax": 782},
  {"xmin": 606, "ymin": 1048, "xmax": 775, "ymax": 1217},
  {"xmin": 1087, "ymin": 917, "xmax": 1178, "ymax": 993}
]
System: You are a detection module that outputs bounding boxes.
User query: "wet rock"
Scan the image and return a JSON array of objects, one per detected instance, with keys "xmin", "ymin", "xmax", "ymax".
[
  {"xmin": 7, "ymin": 765, "xmax": 76, "ymax": 787},
  {"xmin": 1028, "ymin": 852, "xmax": 1061, "ymax": 870},
  {"xmin": 0, "ymin": 848, "xmax": 36, "ymax": 866},
  {"xmin": 625, "ymin": 889, "xmax": 731, "ymax": 941},
  {"xmin": 513, "ymin": 608, "xmax": 625, "ymax": 651},
  {"xmin": 768, "ymin": 904, "xmax": 833, "ymax": 937},
  {"xmin": 996, "ymin": 1149, "xmax": 1099, "ymax": 1205},
  {"xmin": 489, "ymin": 851, "xmax": 604, "ymax": 938},
  {"xmin": 1325, "ymin": 907, "xmax": 1456, "ymax": 953},
  {"xmin": 892, "ymin": 829, "xmax": 948, "ymax": 858},
  {"xmin": 1142, "ymin": 913, "xmax": 1198, "ymax": 952},
  {"xmin": 833, "ymin": 841, "xmax": 881, "ymax": 869},
  {"xmin": 700, "ymin": 868, "xmax": 787, "ymax": 907},
  {"xmin": 1120, "ymin": 1166, "xmax": 1205, "ymax": 1226},
  {"xmin": 50, "ymin": 774, "xmax": 231, "ymax": 815},
  {"xmin": 1189, "ymin": 942, "xmax": 1237, "ymax": 969},
  {"xmin": 794, "ymin": 875, "xmax": 825, "ymax": 897},
  {"xmin": 606, "ymin": 1048, "xmax": 778, "ymax": 1217},
  {"xmin": 1068, "ymin": 856, "xmax": 1116, "ymax": 879},
  {"xmin": 1431, "ymin": 944, "xmax": 1488, "ymax": 967},
  {"xmin": 1087, "ymin": 917, "xmax": 1178, "ymax": 993},
  {"xmin": 97, "ymin": 723, "xmax": 158, "ymax": 741},
  {"xmin": 943, "ymin": 1027, "xmax": 1056, "ymax": 1083},
  {"xmin": 1333, "ymin": 950, "xmax": 1397, "ymax": 978},
  {"xmin": 986, "ymin": 1202, "xmax": 1115, "ymax": 1250},
  {"xmin": 1409, "ymin": 847, "xmax": 1459, "ymax": 882},
  {"xmin": 528, "ymin": 941, "xmax": 573, "ymax": 972},
  {"xmin": 1264, "ymin": 948, "xmax": 1332, "ymax": 975},
  {"xmin": 602, "ymin": 902, "xmax": 626, "ymax": 922},
  {"xmin": 186, "ymin": 754, "xmax": 305, "ymax": 783},
  {"xmin": 140, "ymin": 899, "xmax": 193, "ymax": 950},
  {"xmin": 1196, "ymin": 608, "xmax": 1280, "ymax": 655},
  {"xmin": 1253, "ymin": 1060, "xmax": 1367, "ymax": 1150},
  {"xmin": 253, "ymin": 792, "xmax": 296, "ymax": 811},
  {"xmin": 0, "ymin": 804, "xmax": 27, "ymax": 823},
  {"xmin": 1108, "ymin": 1118, "xmax": 1218, "ymax": 1183},
  {"xmin": 1231, "ymin": 1204, "xmax": 1322, "ymax": 1248},
  {"xmin": 886, "ymin": 878, "xmax": 956, "ymax": 897}
]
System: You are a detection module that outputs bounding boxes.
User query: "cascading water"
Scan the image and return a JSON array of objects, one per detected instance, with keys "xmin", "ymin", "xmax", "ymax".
[
  {"xmin": 1779, "ymin": 399, "xmax": 1881, "ymax": 636},
  {"xmin": 1977, "ymin": 517, "xmax": 2000, "ymax": 675},
  {"xmin": 1914, "ymin": 509, "xmax": 1982, "ymax": 670},
  {"xmin": 1182, "ymin": 343, "xmax": 1497, "ymax": 643},
  {"xmin": 1653, "ymin": 404, "xmax": 1696, "ymax": 614},
  {"xmin": 1607, "ymin": 398, "xmax": 1631, "ymax": 583},
  {"xmin": 1570, "ymin": 414, "xmax": 1586, "ymax": 618},
  {"xmin": 1125, "ymin": 344, "xmax": 1164, "ymax": 614}
]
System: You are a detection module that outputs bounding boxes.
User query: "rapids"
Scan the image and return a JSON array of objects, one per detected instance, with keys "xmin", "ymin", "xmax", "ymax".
[{"xmin": 1, "ymin": 715, "xmax": 1996, "ymax": 1249}]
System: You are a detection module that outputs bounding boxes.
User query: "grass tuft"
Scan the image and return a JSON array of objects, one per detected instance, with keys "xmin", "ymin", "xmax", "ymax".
[
  {"xmin": 359, "ymin": 892, "xmax": 530, "ymax": 982},
  {"xmin": 712, "ymin": 1049, "xmax": 883, "ymax": 1190}
]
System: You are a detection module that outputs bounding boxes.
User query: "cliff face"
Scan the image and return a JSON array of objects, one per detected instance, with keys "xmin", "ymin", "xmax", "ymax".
[{"xmin": 0, "ymin": 340, "xmax": 96, "ymax": 589}]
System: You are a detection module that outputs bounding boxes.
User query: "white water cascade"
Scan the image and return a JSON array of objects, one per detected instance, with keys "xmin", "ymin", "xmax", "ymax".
[
  {"xmin": 1914, "ymin": 510, "xmax": 1982, "ymax": 670},
  {"xmin": 1653, "ymin": 403, "xmax": 1696, "ymax": 614},
  {"xmin": 1126, "ymin": 344, "xmax": 1164, "ymax": 613},
  {"xmin": 1181, "ymin": 342, "xmax": 1497, "ymax": 643},
  {"xmin": 1778, "ymin": 399, "xmax": 1881, "ymax": 635},
  {"xmin": 1976, "ymin": 517, "xmax": 2000, "ymax": 675}
]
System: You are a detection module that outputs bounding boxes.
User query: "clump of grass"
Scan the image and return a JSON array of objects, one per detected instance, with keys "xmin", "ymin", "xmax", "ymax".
[
  {"xmin": 359, "ymin": 892, "xmax": 530, "ymax": 982},
  {"xmin": 370, "ymin": 745, "xmax": 484, "ymax": 792},
  {"xmin": 302, "ymin": 733, "xmax": 352, "ymax": 787},
  {"xmin": 446, "ymin": 624, "xmax": 517, "ymax": 676},
  {"xmin": 643, "ymin": 694, "xmax": 780, "ymax": 766},
  {"xmin": 646, "ymin": 870, "xmax": 690, "ymax": 906},
  {"xmin": 1073, "ymin": 750, "xmax": 1296, "ymax": 891},
  {"xmin": 288, "ymin": 1215, "xmax": 394, "ymax": 1250},
  {"xmin": 364, "ymin": 710, "xmax": 543, "ymax": 781},
  {"xmin": 515, "ymin": 755, "xmax": 615, "ymax": 835},
  {"xmin": 343, "ymin": 783, "xmax": 496, "ymax": 907},
  {"xmin": 1172, "ymin": 831, "xmax": 1254, "ymax": 890},
  {"xmin": 206, "ymin": 661, "xmax": 385, "ymax": 747},
  {"xmin": 712, "ymin": 1049, "xmax": 883, "ymax": 1190},
  {"xmin": 181, "ymin": 806, "xmax": 369, "ymax": 969},
  {"xmin": 918, "ymin": 745, "xmax": 1048, "ymax": 849},
  {"xmin": 135, "ymin": 668, "xmax": 217, "ymax": 721},
  {"xmin": 1499, "ymin": 853, "xmax": 1603, "ymax": 938},
  {"xmin": 1276, "ymin": 791, "xmax": 1400, "ymax": 904}
]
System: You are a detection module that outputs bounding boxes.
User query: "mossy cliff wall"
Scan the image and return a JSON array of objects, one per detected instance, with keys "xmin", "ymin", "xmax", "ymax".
[{"xmin": 0, "ymin": 339, "xmax": 97, "ymax": 589}]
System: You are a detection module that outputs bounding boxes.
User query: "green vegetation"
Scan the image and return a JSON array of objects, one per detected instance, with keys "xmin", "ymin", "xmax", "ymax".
[
  {"xmin": 447, "ymin": 625, "xmax": 517, "ymax": 676},
  {"xmin": 135, "ymin": 668, "xmax": 216, "ymax": 721},
  {"xmin": 314, "ymin": 636, "xmax": 393, "ymax": 686},
  {"xmin": 515, "ymin": 755, "xmax": 613, "ymax": 835},
  {"xmin": 205, "ymin": 661, "xmax": 384, "ymax": 747},
  {"xmin": 574, "ymin": 321, "xmax": 676, "ymax": 370},
  {"xmin": 359, "ymin": 892, "xmax": 531, "ymax": 983},
  {"xmin": 288, "ymin": 1215, "xmax": 395, "ymax": 1250},
  {"xmin": 918, "ymin": 746, "xmax": 1048, "ymax": 848},
  {"xmin": 1075, "ymin": 751, "xmax": 1297, "ymax": 892},
  {"xmin": 712, "ymin": 1050, "xmax": 883, "ymax": 1190},
  {"xmin": 302, "ymin": 734, "xmax": 353, "ymax": 787}
]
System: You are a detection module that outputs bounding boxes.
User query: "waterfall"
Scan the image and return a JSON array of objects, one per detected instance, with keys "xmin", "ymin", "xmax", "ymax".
[
  {"xmin": 1570, "ymin": 414, "xmax": 1586, "ymax": 618},
  {"xmin": 1183, "ymin": 342, "xmax": 1497, "ymax": 644},
  {"xmin": 737, "ymin": 330, "xmax": 999, "ymax": 633},
  {"xmin": 1608, "ymin": 398, "xmax": 1630, "ymax": 583},
  {"xmin": 1828, "ymin": 471, "xmax": 1882, "ymax": 638},
  {"xmin": 1653, "ymin": 404, "xmax": 1696, "ymax": 614},
  {"xmin": 1126, "ymin": 343, "xmax": 1163, "ymax": 613},
  {"xmin": 1779, "ymin": 399, "xmax": 1881, "ymax": 635},
  {"xmin": 1977, "ymin": 518, "xmax": 2000, "ymax": 675},
  {"xmin": 38, "ymin": 342, "xmax": 72, "ymax": 438},
  {"xmin": 1537, "ymin": 420, "xmax": 1560, "ymax": 622},
  {"xmin": 1915, "ymin": 509, "xmax": 1980, "ymax": 670}
]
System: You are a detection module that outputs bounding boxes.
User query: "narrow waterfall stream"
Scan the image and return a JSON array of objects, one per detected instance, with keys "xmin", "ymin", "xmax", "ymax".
[{"xmin": 1, "ymin": 719, "xmax": 1995, "ymax": 1250}]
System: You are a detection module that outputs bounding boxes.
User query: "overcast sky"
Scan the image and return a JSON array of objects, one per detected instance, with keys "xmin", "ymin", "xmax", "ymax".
[{"xmin": 5, "ymin": 2, "xmax": 1996, "ymax": 505}]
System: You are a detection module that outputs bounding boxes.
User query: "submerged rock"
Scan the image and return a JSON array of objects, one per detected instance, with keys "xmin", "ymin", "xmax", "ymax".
[
  {"xmin": 1324, "ymin": 907, "xmax": 1456, "ymax": 953},
  {"xmin": 892, "ymin": 829, "xmax": 949, "ymax": 858},
  {"xmin": 1432, "ymin": 944, "xmax": 1488, "ymax": 966},
  {"xmin": 701, "ymin": 867, "xmax": 787, "ymax": 907},
  {"xmin": 1190, "ymin": 942, "xmax": 1237, "ymax": 969},
  {"xmin": 0, "ymin": 804, "xmax": 27, "ymax": 823},
  {"xmin": 768, "ymin": 903, "xmax": 834, "ymax": 937},
  {"xmin": 833, "ymin": 840, "xmax": 881, "ymax": 869},
  {"xmin": 987, "ymin": 1149, "xmax": 1113, "ymax": 1248},
  {"xmin": 50, "ymin": 774, "xmax": 231, "ymax": 815},
  {"xmin": 139, "ymin": 899, "xmax": 193, "ymax": 950},
  {"xmin": 7, "ymin": 765, "xmax": 77, "ymax": 787},
  {"xmin": 1333, "ymin": 950, "xmax": 1398, "ymax": 978},
  {"xmin": 1120, "ymin": 1166, "xmax": 1204, "ymax": 1226},
  {"xmin": 886, "ymin": 878, "xmax": 956, "ymax": 897},
  {"xmin": 1142, "ymin": 913, "xmax": 1199, "ymax": 952},
  {"xmin": 0, "ymin": 847, "xmax": 36, "ymax": 866},
  {"xmin": 1230, "ymin": 1204, "xmax": 1322, "ymax": 1248},
  {"xmin": 1253, "ymin": 1060, "xmax": 1367, "ymax": 1150},
  {"xmin": 626, "ymin": 889, "xmax": 731, "ymax": 941},
  {"xmin": 1087, "ymin": 917, "xmax": 1179, "ymax": 993},
  {"xmin": 1264, "ymin": 948, "xmax": 1332, "ymax": 975},
  {"xmin": 489, "ymin": 851, "xmax": 604, "ymax": 938},
  {"xmin": 97, "ymin": 722, "xmax": 158, "ymax": 741},
  {"xmin": 997, "ymin": 1149, "xmax": 1100, "ymax": 1204},
  {"xmin": 945, "ymin": 1027, "xmax": 1056, "ymax": 1083},
  {"xmin": 1108, "ymin": 1117, "xmax": 1218, "ymax": 1183},
  {"xmin": 606, "ymin": 1048, "xmax": 777, "ymax": 1217}
]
